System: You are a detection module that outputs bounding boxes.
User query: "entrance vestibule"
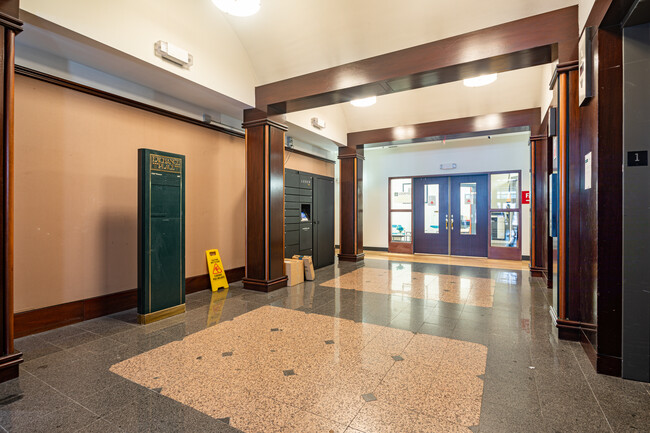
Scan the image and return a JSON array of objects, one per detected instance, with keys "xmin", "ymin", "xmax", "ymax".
[{"xmin": 388, "ymin": 171, "xmax": 522, "ymax": 260}]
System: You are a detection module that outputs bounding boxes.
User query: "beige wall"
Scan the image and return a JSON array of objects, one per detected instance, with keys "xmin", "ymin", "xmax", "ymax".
[
  {"xmin": 285, "ymin": 151, "xmax": 335, "ymax": 178},
  {"xmin": 14, "ymin": 75, "xmax": 245, "ymax": 313}
]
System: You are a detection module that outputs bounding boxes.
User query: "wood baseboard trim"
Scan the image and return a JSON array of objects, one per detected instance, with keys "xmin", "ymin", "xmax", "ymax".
[
  {"xmin": 557, "ymin": 319, "xmax": 597, "ymax": 342},
  {"xmin": 338, "ymin": 253, "xmax": 365, "ymax": 262},
  {"xmin": 14, "ymin": 266, "xmax": 245, "ymax": 338}
]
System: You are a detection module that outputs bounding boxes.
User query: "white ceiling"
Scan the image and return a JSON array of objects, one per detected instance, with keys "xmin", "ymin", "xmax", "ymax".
[
  {"xmin": 341, "ymin": 64, "xmax": 554, "ymax": 132},
  {"xmin": 223, "ymin": 0, "xmax": 578, "ymax": 85}
]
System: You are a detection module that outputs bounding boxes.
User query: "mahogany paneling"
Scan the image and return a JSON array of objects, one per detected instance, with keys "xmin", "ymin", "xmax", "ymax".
[
  {"xmin": 14, "ymin": 267, "xmax": 245, "ymax": 338},
  {"xmin": 256, "ymin": 7, "xmax": 578, "ymax": 114},
  {"xmin": 530, "ymin": 134, "xmax": 548, "ymax": 277},
  {"xmin": 242, "ymin": 109, "xmax": 288, "ymax": 292},
  {"xmin": 0, "ymin": 0, "xmax": 21, "ymax": 383},
  {"xmin": 348, "ymin": 109, "xmax": 541, "ymax": 147},
  {"xmin": 566, "ymin": 69, "xmax": 583, "ymax": 323},
  {"xmin": 595, "ymin": 26, "xmax": 623, "ymax": 376},
  {"xmin": 578, "ymin": 31, "xmax": 599, "ymax": 348},
  {"xmin": 338, "ymin": 146, "xmax": 364, "ymax": 262}
]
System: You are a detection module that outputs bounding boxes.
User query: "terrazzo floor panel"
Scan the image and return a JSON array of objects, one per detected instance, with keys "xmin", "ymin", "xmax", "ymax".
[{"xmin": 110, "ymin": 306, "xmax": 485, "ymax": 433}]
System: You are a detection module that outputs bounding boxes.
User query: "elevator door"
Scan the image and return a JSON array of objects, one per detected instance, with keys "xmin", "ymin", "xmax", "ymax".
[{"xmin": 413, "ymin": 174, "xmax": 488, "ymax": 257}]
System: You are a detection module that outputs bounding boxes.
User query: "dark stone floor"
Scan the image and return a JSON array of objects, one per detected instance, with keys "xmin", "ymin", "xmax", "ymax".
[{"xmin": 1, "ymin": 258, "xmax": 648, "ymax": 432}]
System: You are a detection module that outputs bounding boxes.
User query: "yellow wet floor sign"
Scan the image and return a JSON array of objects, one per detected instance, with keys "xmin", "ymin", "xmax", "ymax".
[{"xmin": 206, "ymin": 249, "xmax": 229, "ymax": 291}]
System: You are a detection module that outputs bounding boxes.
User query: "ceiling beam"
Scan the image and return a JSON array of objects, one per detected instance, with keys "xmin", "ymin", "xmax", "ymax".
[
  {"xmin": 347, "ymin": 108, "xmax": 541, "ymax": 148},
  {"xmin": 256, "ymin": 7, "xmax": 577, "ymax": 114}
]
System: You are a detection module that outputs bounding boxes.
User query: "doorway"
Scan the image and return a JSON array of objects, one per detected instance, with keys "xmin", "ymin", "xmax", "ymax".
[{"xmin": 413, "ymin": 174, "xmax": 488, "ymax": 257}]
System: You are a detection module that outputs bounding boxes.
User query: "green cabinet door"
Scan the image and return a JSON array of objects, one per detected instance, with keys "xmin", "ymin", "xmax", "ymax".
[{"xmin": 138, "ymin": 149, "xmax": 185, "ymax": 323}]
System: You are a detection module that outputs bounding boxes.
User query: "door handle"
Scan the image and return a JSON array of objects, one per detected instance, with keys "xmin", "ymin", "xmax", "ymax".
[
  {"xmin": 451, "ymin": 215, "xmax": 454, "ymax": 230},
  {"xmin": 445, "ymin": 214, "xmax": 449, "ymax": 230}
]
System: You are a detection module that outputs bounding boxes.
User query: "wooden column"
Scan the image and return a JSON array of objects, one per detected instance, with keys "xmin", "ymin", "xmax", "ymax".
[
  {"xmin": 338, "ymin": 145, "xmax": 364, "ymax": 262},
  {"xmin": 241, "ymin": 109, "xmax": 288, "ymax": 292},
  {"xmin": 0, "ymin": 1, "xmax": 22, "ymax": 383},
  {"xmin": 529, "ymin": 134, "xmax": 548, "ymax": 278},
  {"xmin": 554, "ymin": 64, "xmax": 582, "ymax": 334}
]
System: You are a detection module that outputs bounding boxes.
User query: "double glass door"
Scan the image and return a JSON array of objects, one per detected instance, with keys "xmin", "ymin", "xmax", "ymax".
[{"xmin": 413, "ymin": 175, "xmax": 488, "ymax": 257}]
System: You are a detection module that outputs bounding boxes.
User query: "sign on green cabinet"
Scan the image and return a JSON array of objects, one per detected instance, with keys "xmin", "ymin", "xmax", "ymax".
[{"xmin": 137, "ymin": 149, "xmax": 186, "ymax": 324}]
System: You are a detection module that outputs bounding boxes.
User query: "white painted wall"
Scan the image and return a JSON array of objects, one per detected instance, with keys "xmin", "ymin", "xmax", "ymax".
[
  {"xmin": 285, "ymin": 105, "xmax": 349, "ymax": 146},
  {"xmin": 579, "ymin": 0, "xmax": 597, "ymax": 31},
  {"xmin": 21, "ymin": 0, "xmax": 257, "ymax": 106},
  {"xmin": 363, "ymin": 133, "xmax": 532, "ymax": 256}
]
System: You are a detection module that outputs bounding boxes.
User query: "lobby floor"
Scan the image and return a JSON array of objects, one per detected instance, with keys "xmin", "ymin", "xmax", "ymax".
[{"xmin": 3, "ymin": 258, "xmax": 650, "ymax": 432}]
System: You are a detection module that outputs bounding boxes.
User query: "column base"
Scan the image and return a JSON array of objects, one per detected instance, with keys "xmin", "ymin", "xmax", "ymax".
[
  {"xmin": 137, "ymin": 304, "xmax": 186, "ymax": 325},
  {"xmin": 243, "ymin": 276, "xmax": 288, "ymax": 292},
  {"xmin": 0, "ymin": 352, "xmax": 23, "ymax": 383},
  {"xmin": 338, "ymin": 253, "xmax": 365, "ymax": 262},
  {"xmin": 529, "ymin": 266, "xmax": 547, "ymax": 278}
]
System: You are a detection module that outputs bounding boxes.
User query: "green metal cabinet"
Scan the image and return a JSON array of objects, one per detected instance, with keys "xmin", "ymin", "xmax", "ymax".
[{"xmin": 137, "ymin": 149, "xmax": 186, "ymax": 323}]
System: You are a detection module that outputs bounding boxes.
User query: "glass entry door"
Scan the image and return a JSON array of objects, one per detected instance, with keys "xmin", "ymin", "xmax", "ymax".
[
  {"xmin": 413, "ymin": 177, "xmax": 449, "ymax": 254},
  {"xmin": 450, "ymin": 175, "xmax": 488, "ymax": 257},
  {"xmin": 413, "ymin": 175, "xmax": 488, "ymax": 257}
]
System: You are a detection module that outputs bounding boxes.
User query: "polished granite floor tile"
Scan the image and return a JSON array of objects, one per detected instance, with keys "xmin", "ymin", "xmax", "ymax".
[
  {"xmin": 2, "ymin": 257, "xmax": 648, "ymax": 432},
  {"xmin": 321, "ymin": 267, "xmax": 495, "ymax": 307}
]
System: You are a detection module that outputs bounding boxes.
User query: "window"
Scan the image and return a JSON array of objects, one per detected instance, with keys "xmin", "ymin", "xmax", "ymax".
[
  {"xmin": 389, "ymin": 178, "xmax": 412, "ymax": 246},
  {"xmin": 489, "ymin": 173, "xmax": 520, "ymax": 251},
  {"xmin": 424, "ymin": 183, "xmax": 439, "ymax": 234}
]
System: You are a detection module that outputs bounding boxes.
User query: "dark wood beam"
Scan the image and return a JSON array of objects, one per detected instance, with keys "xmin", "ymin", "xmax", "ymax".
[
  {"xmin": 347, "ymin": 108, "xmax": 541, "ymax": 147},
  {"xmin": 256, "ymin": 7, "xmax": 577, "ymax": 114}
]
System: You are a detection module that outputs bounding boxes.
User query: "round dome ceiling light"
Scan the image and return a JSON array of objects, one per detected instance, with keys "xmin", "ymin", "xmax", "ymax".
[
  {"xmin": 212, "ymin": 0, "xmax": 261, "ymax": 17},
  {"xmin": 350, "ymin": 96, "xmax": 377, "ymax": 107},
  {"xmin": 463, "ymin": 73, "xmax": 498, "ymax": 88}
]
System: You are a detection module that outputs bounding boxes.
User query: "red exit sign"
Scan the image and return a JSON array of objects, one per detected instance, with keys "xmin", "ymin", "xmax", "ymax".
[{"xmin": 522, "ymin": 191, "xmax": 530, "ymax": 204}]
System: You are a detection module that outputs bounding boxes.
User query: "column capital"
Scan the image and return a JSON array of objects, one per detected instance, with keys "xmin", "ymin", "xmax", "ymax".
[{"xmin": 242, "ymin": 108, "xmax": 287, "ymax": 131}]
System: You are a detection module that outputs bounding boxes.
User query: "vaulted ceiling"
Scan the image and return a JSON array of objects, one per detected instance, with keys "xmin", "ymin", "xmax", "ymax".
[{"xmin": 222, "ymin": 0, "xmax": 577, "ymax": 85}]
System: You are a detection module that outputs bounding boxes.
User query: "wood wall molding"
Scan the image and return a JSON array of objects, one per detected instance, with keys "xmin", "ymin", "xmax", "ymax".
[
  {"xmin": 15, "ymin": 66, "xmax": 245, "ymax": 140},
  {"xmin": 14, "ymin": 267, "xmax": 245, "ymax": 338},
  {"xmin": 348, "ymin": 108, "xmax": 541, "ymax": 147},
  {"xmin": 256, "ymin": 7, "xmax": 577, "ymax": 114}
]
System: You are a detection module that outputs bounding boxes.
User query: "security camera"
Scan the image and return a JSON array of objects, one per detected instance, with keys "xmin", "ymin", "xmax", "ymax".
[{"xmin": 488, "ymin": 135, "xmax": 492, "ymax": 139}]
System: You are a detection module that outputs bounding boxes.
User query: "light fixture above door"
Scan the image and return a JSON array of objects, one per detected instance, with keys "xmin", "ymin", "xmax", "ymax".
[{"xmin": 212, "ymin": 0, "xmax": 261, "ymax": 17}]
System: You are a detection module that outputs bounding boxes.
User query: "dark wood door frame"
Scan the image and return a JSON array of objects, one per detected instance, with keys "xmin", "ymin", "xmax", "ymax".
[{"xmin": 256, "ymin": 7, "xmax": 578, "ymax": 114}]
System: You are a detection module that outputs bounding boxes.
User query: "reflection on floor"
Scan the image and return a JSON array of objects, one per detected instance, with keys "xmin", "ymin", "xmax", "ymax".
[
  {"xmin": 362, "ymin": 250, "xmax": 529, "ymax": 271},
  {"xmin": 4, "ymin": 258, "xmax": 650, "ymax": 432},
  {"xmin": 321, "ymin": 265, "xmax": 495, "ymax": 307},
  {"xmin": 111, "ymin": 306, "xmax": 486, "ymax": 432}
]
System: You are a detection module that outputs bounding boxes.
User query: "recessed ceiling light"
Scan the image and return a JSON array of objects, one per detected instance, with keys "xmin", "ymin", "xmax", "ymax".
[
  {"xmin": 212, "ymin": 0, "xmax": 261, "ymax": 17},
  {"xmin": 350, "ymin": 96, "xmax": 377, "ymax": 107},
  {"xmin": 463, "ymin": 73, "xmax": 497, "ymax": 88}
]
